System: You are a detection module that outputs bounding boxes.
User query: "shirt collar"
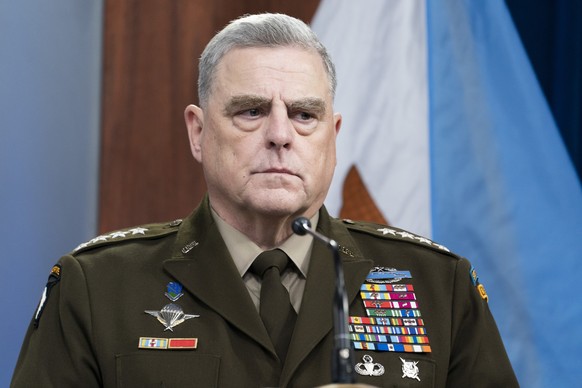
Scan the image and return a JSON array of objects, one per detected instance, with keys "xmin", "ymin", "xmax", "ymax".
[{"xmin": 211, "ymin": 208, "xmax": 318, "ymax": 278}]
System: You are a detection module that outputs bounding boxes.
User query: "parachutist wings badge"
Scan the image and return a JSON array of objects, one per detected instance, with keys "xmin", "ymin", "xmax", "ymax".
[{"xmin": 145, "ymin": 303, "xmax": 199, "ymax": 331}]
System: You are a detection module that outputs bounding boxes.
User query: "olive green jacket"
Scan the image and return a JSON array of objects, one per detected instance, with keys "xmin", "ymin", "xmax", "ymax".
[{"xmin": 12, "ymin": 198, "xmax": 518, "ymax": 387}]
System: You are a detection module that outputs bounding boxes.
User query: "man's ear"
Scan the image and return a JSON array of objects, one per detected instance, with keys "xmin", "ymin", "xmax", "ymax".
[
  {"xmin": 184, "ymin": 104, "xmax": 204, "ymax": 163},
  {"xmin": 333, "ymin": 112, "xmax": 342, "ymax": 136}
]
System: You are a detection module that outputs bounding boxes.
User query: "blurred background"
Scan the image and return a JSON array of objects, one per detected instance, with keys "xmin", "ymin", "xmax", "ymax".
[{"xmin": 1, "ymin": 0, "xmax": 580, "ymax": 386}]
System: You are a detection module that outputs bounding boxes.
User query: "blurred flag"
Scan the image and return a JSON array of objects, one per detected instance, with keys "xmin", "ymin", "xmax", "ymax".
[{"xmin": 315, "ymin": 1, "xmax": 582, "ymax": 386}]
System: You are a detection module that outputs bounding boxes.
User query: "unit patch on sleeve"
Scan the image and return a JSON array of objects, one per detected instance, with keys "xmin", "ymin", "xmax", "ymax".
[
  {"xmin": 34, "ymin": 264, "xmax": 62, "ymax": 328},
  {"xmin": 470, "ymin": 266, "xmax": 489, "ymax": 302},
  {"xmin": 349, "ymin": 267, "xmax": 432, "ymax": 353}
]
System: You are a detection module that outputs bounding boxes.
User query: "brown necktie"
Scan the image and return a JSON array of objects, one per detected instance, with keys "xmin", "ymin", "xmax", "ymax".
[{"xmin": 250, "ymin": 249, "xmax": 297, "ymax": 363}]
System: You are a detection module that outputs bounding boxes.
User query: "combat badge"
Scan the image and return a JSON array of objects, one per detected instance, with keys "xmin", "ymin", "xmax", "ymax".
[
  {"xmin": 34, "ymin": 264, "xmax": 61, "ymax": 328},
  {"xmin": 366, "ymin": 267, "xmax": 412, "ymax": 284},
  {"xmin": 145, "ymin": 303, "xmax": 199, "ymax": 331}
]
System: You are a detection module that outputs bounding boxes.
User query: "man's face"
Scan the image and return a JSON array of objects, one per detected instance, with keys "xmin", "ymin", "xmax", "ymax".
[{"xmin": 185, "ymin": 46, "xmax": 341, "ymax": 223}]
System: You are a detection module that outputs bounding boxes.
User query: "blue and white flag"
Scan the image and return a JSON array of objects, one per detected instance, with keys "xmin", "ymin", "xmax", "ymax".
[{"xmin": 315, "ymin": 1, "xmax": 582, "ymax": 386}]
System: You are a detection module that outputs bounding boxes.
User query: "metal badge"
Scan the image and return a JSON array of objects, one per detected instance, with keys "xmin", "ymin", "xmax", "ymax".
[
  {"xmin": 400, "ymin": 357, "xmax": 421, "ymax": 381},
  {"xmin": 145, "ymin": 303, "xmax": 199, "ymax": 331},
  {"xmin": 355, "ymin": 354, "xmax": 385, "ymax": 377},
  {"xmin": 165, "ymin": 281, "xmax": 184, "ymax": 302},
  {"xmin": 181, "ymin": 240, "xmax": 199, "ymax": 254},
  {"xmin": 366, "ymin": 267, "xmax": 412, "ymax": 284}
]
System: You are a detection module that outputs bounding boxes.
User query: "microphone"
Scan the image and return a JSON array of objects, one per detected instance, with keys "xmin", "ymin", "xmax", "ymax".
[
  {"xmin": 292, "ymin": 217, "xmax": 337, "ymax": 249},
  {"xmin": 292, "ymin": 217, "xmax": 355, "ymax": 384},
  {"xmin": 291, "ymin": 217, "xmax": 310, "ymax": 235}
]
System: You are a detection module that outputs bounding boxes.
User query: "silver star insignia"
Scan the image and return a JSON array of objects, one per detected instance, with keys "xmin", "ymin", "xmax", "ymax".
[
  {"xmin": 433, "ymin": 243, "xmax": 450, "ymax": 252},
  {"xmin": 397, "ymin": 231, "xmax": 416, "ymax": 239},
  {"xmin": 415, "ymin": 236, "xmax": 433, "ymax": 245},
  {"xmin": 109, "ymin": 231, "xmax": 128, "ymax": 239},
  {"xmin": 377, "ymin": 228, "xmax": 397, "ymax": 235},
  {"xmin": 90, "ymin": 235, "xmax": 109, "ymax": 244},
  {"xmin": 129, "ymin": 227, "xmax": 148, "ymax": 235}
]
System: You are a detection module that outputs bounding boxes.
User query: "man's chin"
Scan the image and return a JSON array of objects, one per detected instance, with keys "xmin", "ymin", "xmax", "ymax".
[{"xmin": 246, "ymin": 194, "xmax": 305, "ymax": 218}]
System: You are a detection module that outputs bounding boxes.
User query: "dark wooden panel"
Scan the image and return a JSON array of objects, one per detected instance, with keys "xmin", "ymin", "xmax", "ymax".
[{"xmin": 99, "ymin": 0, "xmax": 320, "ymax": 233}]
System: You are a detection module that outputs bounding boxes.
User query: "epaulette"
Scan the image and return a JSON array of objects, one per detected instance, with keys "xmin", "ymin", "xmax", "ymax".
[
  {"xmin": 71, "ymin": 219, "xmax": 183, "ymax": 255},
  {"xmin": 340, "ymin": 218, "xmax": 457, "ymax": 256}
]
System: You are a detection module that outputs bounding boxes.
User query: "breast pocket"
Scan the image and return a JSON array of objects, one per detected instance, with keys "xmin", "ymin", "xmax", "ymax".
[{"xmin": 116, "ymin": 352, "xmax": 220, "ymax": 388}]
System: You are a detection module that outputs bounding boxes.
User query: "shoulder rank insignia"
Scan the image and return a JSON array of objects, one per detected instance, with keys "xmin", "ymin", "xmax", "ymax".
[
  {"xmin": 72, "ymin": 220, "xmax": 182, "ymax": 254},
  {"xmin": 34, "ymin": 264, "xmax": 62, "ymax": 328},
  {"xmin": 341, "ymin": 219, "xmax": 452, "ymax": 254}
]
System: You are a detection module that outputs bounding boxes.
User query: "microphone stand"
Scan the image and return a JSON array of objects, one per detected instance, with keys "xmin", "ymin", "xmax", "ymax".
[
  {"xmin": 292, "ymin": 218, "xmax": 355, "ymax": 383},
  {"xmin": 328, "ymin": 238, "xmax": 355, "ymax": 383}
]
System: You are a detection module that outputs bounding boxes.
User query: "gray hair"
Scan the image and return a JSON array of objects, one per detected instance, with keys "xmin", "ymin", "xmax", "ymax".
[{"xmin": 198, "ymin": 13, "xmax": 337, "ymax": 108}]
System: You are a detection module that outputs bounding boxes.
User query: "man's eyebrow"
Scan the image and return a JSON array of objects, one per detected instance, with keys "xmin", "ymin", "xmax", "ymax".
[
  {"xmin": 223, "ymin": 95, "xmax": 271, "ymax": 115},
  {"xmin": 287, "ymin": 97, "xmax": 327, "ymax": 115},
  {"xmin": 223, "ymin": 95, "xmax": 327, "ymax": 116}
]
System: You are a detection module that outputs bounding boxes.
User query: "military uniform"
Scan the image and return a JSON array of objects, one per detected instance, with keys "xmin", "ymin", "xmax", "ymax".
[{"xmin": 12, "ymin": 198, "xmax": 518, "ymax": 387}]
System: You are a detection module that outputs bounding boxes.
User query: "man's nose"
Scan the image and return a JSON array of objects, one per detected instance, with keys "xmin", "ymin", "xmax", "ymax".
[{"xmin": 265, "ymin": 107, "xmax": 294, "ymax": 149}]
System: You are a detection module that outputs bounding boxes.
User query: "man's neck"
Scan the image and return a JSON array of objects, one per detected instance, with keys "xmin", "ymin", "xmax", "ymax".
[{"xmin": 209, "ymin": 204, "xmax": 319, "ymax": 250}]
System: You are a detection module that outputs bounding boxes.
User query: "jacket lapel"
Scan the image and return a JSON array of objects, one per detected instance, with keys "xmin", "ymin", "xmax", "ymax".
[
  {"xmin": 163, "ymin": 200, "xmax": 374, "ymax": 382},
  {"xmin": 163, "ymin": 199, "xmax": 274, "ymax": 355},
  {"xmin": 281, "ymin": 209, "xmax": 373, "ymax": 384}
]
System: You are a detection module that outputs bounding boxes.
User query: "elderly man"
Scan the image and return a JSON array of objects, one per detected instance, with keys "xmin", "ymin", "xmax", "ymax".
[{"xmin": 12, "ymin": 13, "xmax": 518, "ymax": 387}]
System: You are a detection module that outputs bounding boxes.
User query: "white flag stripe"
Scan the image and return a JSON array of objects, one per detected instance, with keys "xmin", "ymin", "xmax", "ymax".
[{"xmin": 316, "ymin": 0, "xmax": 432, "ymax": 237}]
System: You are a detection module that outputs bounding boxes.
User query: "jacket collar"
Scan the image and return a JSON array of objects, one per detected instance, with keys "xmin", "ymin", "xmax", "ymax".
[
  {"xmin": 164, "ymin": 197, "xmax": 273, "ymax": 352},
  {"xmin": 163, "ymin": 198, "xmax": 374, "ymax": 384}
]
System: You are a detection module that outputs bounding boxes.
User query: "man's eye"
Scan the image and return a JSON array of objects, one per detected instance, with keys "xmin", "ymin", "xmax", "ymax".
[
  {"xmin": 238, "ymin": 108, "xmax": 263, "ymax": 118},
  {"xmin": 295, "ymin": 111, "xmax": 315, "ymax": 121}
]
